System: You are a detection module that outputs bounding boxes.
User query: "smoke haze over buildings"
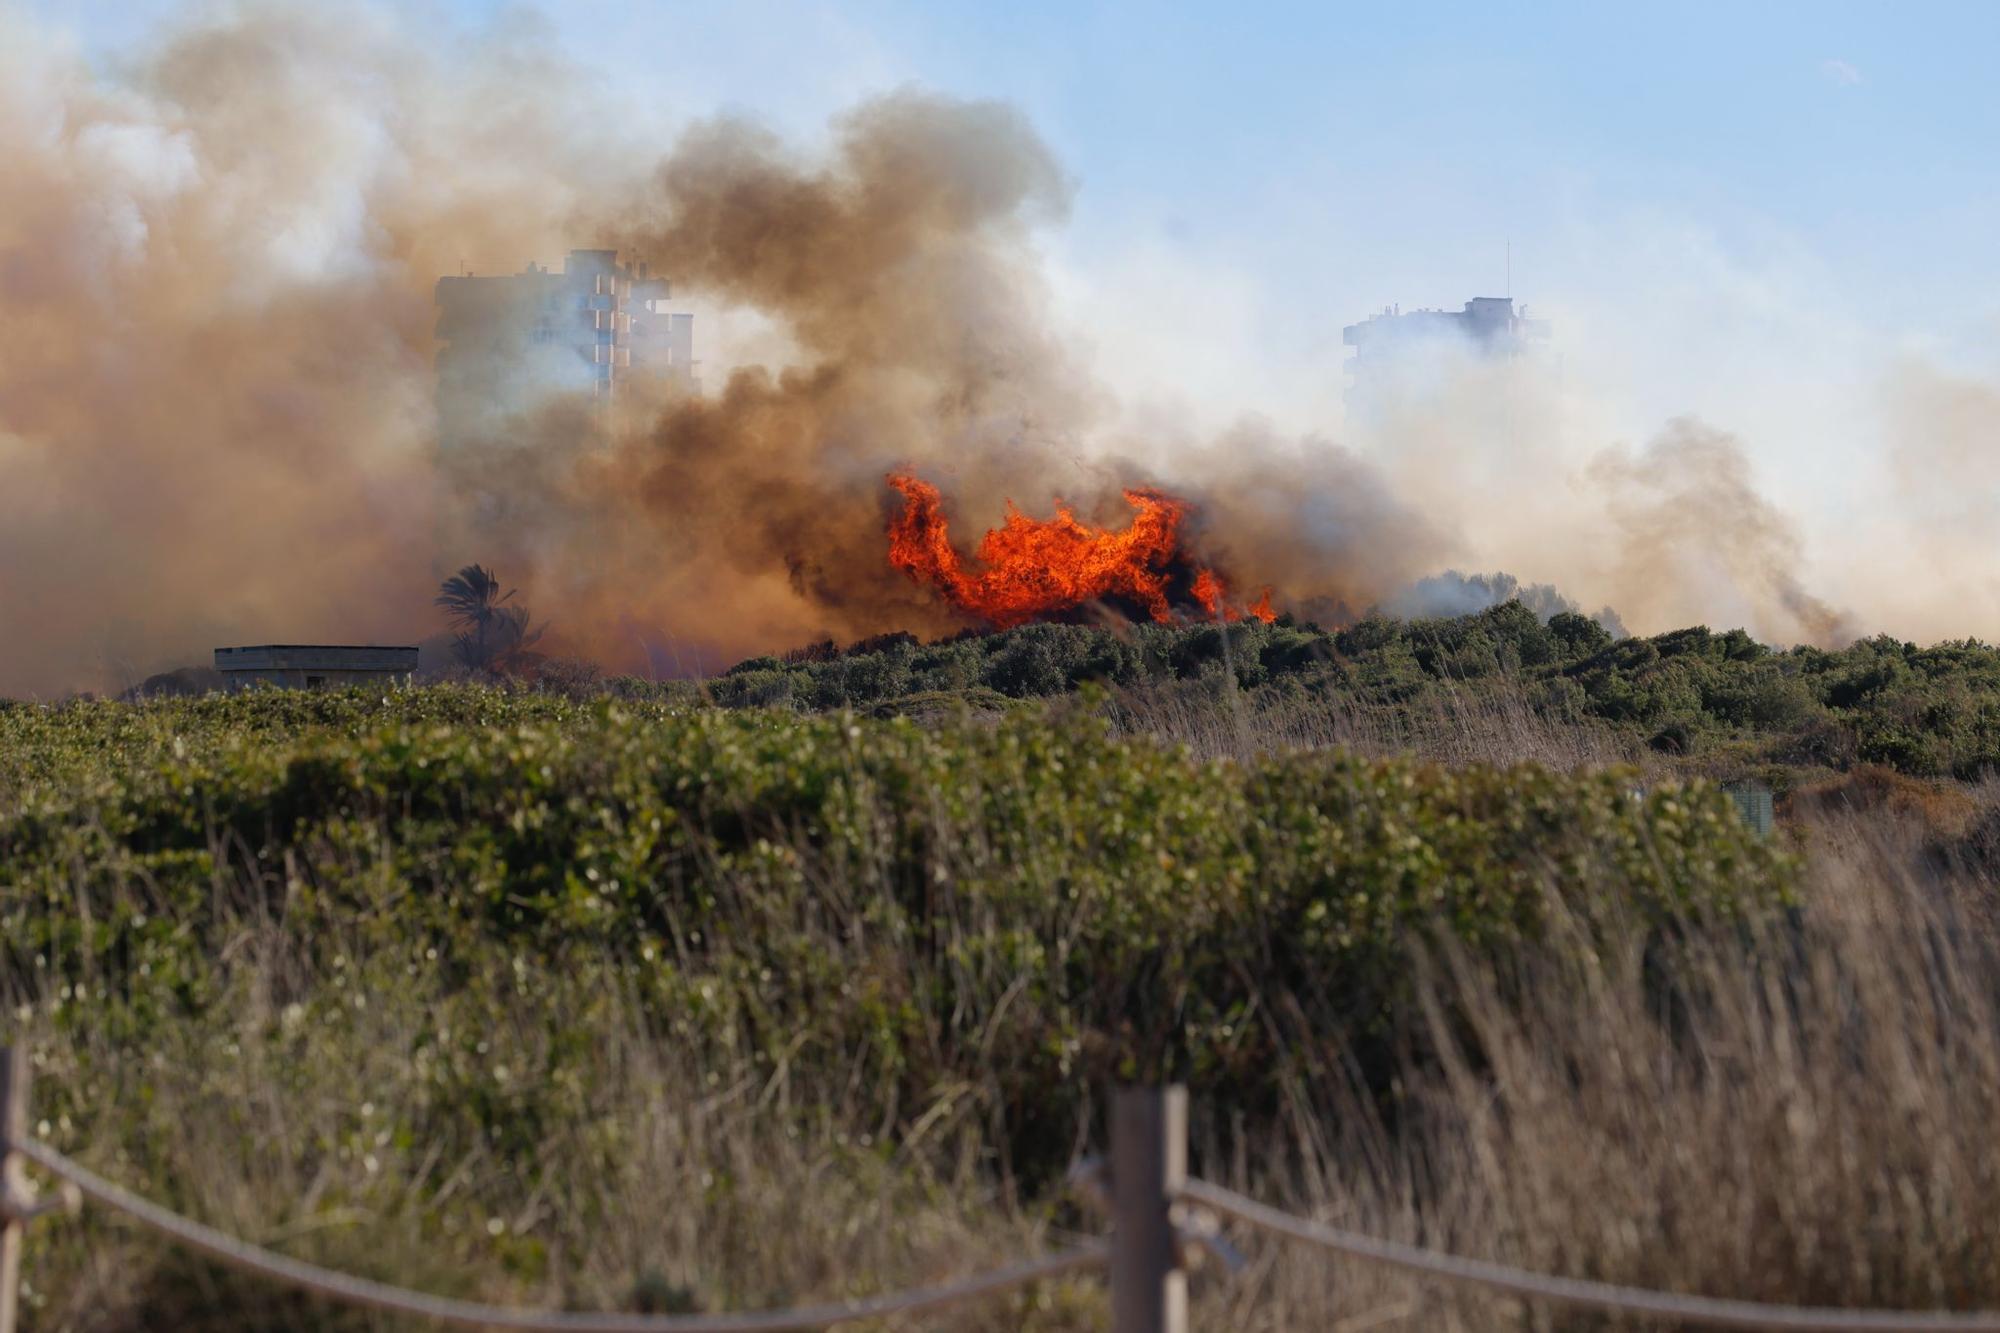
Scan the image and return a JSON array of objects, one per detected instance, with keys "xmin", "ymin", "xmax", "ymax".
[
  {"xmin": 2, "ymin": 1, "xmax": 1996, "ymax": 697},
  {"xmin": 0, "ymin": 4, "xmax": 624, "ymax": 695}
]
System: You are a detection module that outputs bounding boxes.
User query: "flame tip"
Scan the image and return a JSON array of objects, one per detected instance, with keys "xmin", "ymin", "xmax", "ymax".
[{"xmin": 886, "ymin": 474, "xmax": 1276, "ymax": 629}]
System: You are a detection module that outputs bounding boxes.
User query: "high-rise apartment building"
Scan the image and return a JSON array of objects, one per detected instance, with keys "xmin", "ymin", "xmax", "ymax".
[
  {"xmin": 1341, "ymin": 296, "xmax": 1548, "ymax": 399},
  {"xmin": 434, "ymin": 248, "xmax": 693, "ymax": 447}
]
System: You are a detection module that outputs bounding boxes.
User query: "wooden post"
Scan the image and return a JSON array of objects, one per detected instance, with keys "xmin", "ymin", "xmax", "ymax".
[
  {"xmin": 0, "ymin": 1046, "xmax": 26, "ymax": 1333},
  {"xmin": 1111, "ymin": 1084, "xmax": 1187, "ymax": 1333}
]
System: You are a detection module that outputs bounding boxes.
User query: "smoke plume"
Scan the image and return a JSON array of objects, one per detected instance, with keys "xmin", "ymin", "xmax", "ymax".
[
  {"xmin": 1383, "ymin": 570, "xmax": 1626, "ymax": 636},
  {"xmin": 3, "ymin": 1, "xmax": 1961, "ymax": 699},
  {"xmin": 0, "ymin": 5, "xmax": 624, "ymax": 695},
  {"xmin": 1583, "ymin": 418, "xmax": 1855, "ymax": 645},
  {"xmin": 451, "ymin": 92, "xmax": 1442, "ymax": 668}
]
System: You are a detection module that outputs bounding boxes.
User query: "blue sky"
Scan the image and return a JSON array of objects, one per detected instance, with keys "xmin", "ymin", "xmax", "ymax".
[{"xmin": 545, "ymin": 0, "xmax": 2000, "ymax": 335}]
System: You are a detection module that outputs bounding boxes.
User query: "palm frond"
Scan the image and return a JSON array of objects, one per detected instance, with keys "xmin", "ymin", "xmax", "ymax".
[
  {"xmin": 434, "ymin": 564, "xmax": 515, "ymax": 631},
  {"xmin": 438, "ymin": 564, "xmax": 544, "ymax": 675}
]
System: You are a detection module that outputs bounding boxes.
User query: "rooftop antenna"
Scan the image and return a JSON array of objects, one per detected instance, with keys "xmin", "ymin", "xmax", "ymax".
[{"xmin": 1505, "ymin": 239, "xmax": 1511, "ymax": 300}]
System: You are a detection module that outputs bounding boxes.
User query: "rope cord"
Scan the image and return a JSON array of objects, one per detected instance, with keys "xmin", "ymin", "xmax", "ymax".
[
  {"xmin": 1180, "ymin": 1177, "xmax": 2000, "ymax": 1332},
  {"xmin": 16, "ymin": 1139, "xmax": 1105, "ymax": 1332},
  {"xmin": 35, "ymin": 1133, "xmax": 2000, "ymax": 1330}
]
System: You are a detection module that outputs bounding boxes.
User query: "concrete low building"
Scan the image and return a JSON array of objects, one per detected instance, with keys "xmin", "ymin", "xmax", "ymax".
[{"xmin": 214, "ymin": 645, "xmax": 418, "ymax": 691}]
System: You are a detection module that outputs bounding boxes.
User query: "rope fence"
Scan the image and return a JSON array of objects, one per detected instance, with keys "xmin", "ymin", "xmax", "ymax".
[
  {"xmin": 1180, "ymin": 1176, "xmax": 2000, "ymax": 1332},
  {"xmin": 15, "ymin": 1138, "xmax": 1106, "ymax": 1332},
  {"xmin": 9, "ymin": 1063, "xmax": 2000, "ymax": 1332}
]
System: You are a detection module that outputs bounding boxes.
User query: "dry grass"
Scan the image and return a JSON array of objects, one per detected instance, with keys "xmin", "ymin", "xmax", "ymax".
[
  {"xmin": 1198, "ymin": 799, "xmax": 2000, "ymax": 1329},
  {"xmin": 1787, "ymin": 764, "xmax": 1986, "ymax": 842},
  {"xmin": 11, "ymin": 906, "xmax": 1101, "ymax": 1332},
  {"xmin": 1105, "ymin": 671, "xmax": 1643, "ymax": 774},
  {"xmin": 16, "ymin": 759, "xmax": 2000, "ymax": 1329}
]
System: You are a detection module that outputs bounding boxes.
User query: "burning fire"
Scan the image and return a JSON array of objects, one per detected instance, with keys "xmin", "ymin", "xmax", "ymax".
[
  {"xmin": 886, "ymin": 473, "xmax": 1275, "ymax": 628},
  {"xmin": 1192, "ymin": 568, "xmax": 1276, "ymax": 625}
]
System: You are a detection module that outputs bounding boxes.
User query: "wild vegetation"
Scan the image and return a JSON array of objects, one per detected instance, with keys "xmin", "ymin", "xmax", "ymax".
[
  {"xmin": 9, "ymin": 607, "xmax": 2000, "ymax": 1327},
  {"xmin": 693, "ymin": 603, "xmax": 2000, "ymax": 784}
]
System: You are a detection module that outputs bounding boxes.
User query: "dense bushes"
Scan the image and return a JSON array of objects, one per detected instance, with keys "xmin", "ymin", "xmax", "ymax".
[
  {"xmin": 5, "ymin": 647, "xmax": 1994, "ymax": 1325},
  {"xmin": 1, "ymin": 688, "xmax": 1788, "ymax": 1185},
  {"xmin": 674, "ymin": 604, "xmax": 2000, "ymax": 780}
]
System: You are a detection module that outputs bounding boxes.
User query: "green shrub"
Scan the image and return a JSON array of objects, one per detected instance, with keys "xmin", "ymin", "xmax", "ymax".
[
  {"xmin": 1, "ymin": 688, "xmax": 1790, "ymax": 1181},
  {"xmin": 607, "ymin": 605, "xmax": 2000, "ymax": 777}
]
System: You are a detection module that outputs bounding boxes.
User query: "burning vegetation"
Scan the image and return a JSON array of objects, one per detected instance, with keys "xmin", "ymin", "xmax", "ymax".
[{"xmin": 886, "ymin": 473, "xmax": 1275, "ymax": 629}]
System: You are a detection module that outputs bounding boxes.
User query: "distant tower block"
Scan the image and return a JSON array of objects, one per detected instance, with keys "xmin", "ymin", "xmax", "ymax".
[
  {"xmin": 434, "ymin": 249, "xmax": 695, "ymax": 449},
  {"xmin": 1340, "ymin": 296, "xmax": 1550, "ymax": 401}
]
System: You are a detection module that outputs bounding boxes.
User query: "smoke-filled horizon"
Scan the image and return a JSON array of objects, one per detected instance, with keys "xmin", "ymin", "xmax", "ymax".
[{"xmin": 1, "ymin": 2, "xmax": 1992, "ymax": 697}]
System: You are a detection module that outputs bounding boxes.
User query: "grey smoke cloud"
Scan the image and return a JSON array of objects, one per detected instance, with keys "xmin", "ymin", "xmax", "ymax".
[
  {"xmin": 1382, "ymin": 571, "xmax": 1626, "ymax": 637},
  {"xmin": 1584, "ymin": 416, "xmax": 1856, "ymax": 647}
]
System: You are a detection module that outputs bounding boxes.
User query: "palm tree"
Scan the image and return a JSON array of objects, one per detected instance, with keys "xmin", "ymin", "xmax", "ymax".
[{"xmin": 436, "ymin": 564, "xmax": 545, "ymax": 674}]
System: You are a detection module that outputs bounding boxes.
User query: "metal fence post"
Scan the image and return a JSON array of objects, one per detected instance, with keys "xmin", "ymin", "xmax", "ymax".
[
  {"xmin": 1111, "ymin": 1084, "xmax": 1187, "ymax": 1333},
  {"xmin": 1, "ymin": 1047, "xmax": 26, "ymax": 1333}
]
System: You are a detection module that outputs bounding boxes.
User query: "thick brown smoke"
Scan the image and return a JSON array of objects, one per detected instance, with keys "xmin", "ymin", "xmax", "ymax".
[
  {"xmin": 461, "ymin": 93, "xmax": 1440, "ymax": 668},
  {"xmin": 0, "ymin": 3, "xmax": 1886, "ymax": 698},
  {"xmin": 555, "ymin": 94, "xmax": 1106, "ymax": 654},
  {"xmin": 2, "ymin": 0, "xmax": 1418, "ymax": 696},
  {"xmin": 0, "ymin": 5, "xmax": 628, "ymax": 696}
]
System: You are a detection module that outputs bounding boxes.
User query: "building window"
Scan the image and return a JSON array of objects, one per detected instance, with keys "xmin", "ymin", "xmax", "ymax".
[{"xmin": 305, "ymin": 675, "xmax": 327, "ymax": 689}]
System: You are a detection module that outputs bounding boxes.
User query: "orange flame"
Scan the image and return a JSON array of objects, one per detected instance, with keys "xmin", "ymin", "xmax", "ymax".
[
  {"xmin": 1191, "ymin": 568, "xmax": 1276, "ymax": 624},
  {"xmin": 886, "ymin": 473, "xmax": 1275, "ymax": 627}
]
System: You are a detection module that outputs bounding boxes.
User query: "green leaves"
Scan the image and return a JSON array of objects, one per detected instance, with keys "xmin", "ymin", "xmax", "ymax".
[
  {"xmin": 0, "ymin": 686, "xmax": 1791, "ymax": 1182},
  {"xmin": 633, "ymin": 604, "xmax": 2000, "ymax": 778}
]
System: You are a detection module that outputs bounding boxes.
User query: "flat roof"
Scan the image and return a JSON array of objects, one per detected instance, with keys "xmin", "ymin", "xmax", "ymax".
[
  {"xmin": 214, "ymin": 644, "xmax": 420, "ymax": 672},
  {"xmin": 216, "ymin": 645, "xmax": 419, "ymax": 652}
]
